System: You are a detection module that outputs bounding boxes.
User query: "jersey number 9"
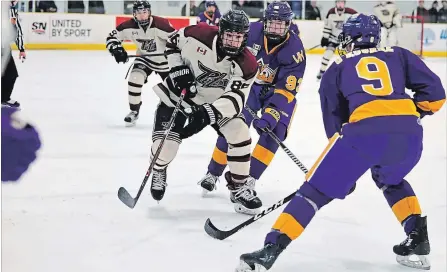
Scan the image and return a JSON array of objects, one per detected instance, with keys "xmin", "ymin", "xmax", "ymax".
[{"xmin": 355, "ymin": 56, "xmax": 394, "ymax": 96}]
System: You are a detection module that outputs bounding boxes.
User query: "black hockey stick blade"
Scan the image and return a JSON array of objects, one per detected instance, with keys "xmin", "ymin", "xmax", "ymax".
[
  {"xmin": 118, "ymin": 187, "xmax": 136, "ymax": 209},
  {"xmin": 204, "ymin": 218, "xmax": 237, "ymax": 240}
]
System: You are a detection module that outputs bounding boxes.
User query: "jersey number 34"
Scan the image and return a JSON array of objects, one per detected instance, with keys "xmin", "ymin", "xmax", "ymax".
[{"xmin": 355, "ymin": 56, "xmax": 394, "ymax": 96}]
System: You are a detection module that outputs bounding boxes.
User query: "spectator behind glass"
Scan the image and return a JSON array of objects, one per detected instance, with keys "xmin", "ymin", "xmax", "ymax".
[
  {"xmin": 68, "ymin": 0, "xmax": 85, "ymax": 13},
  {"xmin": 182, "ymin": 0, "xmax": 206, "ymax": 16},
  {"xmin": 439, "ymin": 0, "xmax": 447, "ymax": 22},
  {"xmin": 232, "ymin": 0, "xmax": 264, "ymax": 18},
  {"xmin": 288, "ymin": 1, "xmax": 302, "ymax": 19},
  {"xmin": 28, "ymin": 1, "xmax": 57, "ymax": 12},
  {"xmin": 429, "ymin": 1, "xmax": 439, "ymax": 22},
  {"xmin": 412, "ymin": 0, "xmax": 430, "ymax": 22},
  {"xmin": 305, "ymin": 0, "xmax": 321, "ymax": 20},
  {"xmin": 89, "ymin": 1, "xmax": 105, "ymax": 14}
]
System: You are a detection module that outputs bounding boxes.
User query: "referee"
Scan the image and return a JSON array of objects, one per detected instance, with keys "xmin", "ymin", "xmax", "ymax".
[{"xmin": 1, "ymin": 1, "xmax": 26, "ymax": 109}]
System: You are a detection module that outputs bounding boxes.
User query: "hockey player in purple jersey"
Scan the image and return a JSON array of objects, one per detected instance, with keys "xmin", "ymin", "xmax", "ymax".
[
  {"xmin": 198, "ymin": 1, "xmax": 306, "ymax": 209},
  {"xmin": 236, "ymin": 13, "xmax": 445, "ymax": 271},
  {"xmin": 196, "ymin": 1, "xmax": 221, "ymax": 26}
]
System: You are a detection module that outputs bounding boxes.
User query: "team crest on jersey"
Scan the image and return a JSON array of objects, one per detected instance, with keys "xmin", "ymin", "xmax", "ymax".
[
  {"xmin": 136, "ymin": 39, "xmax": 157, "ymax": 52},
  {"xmin": 255, "ymin": 58, "xmax": 277, "ymax": 84},
  {"xmin": 247, "ymin": 44, "xmax": 261, "ymax": 56},
  {"xmin": 197, "ymin": 47, "xmax": 207, "ymax": 55},
  {"xmin": 196, "ymin": 61, "xmax": 228, "ymax": 89},
  {"xmin": 335, "ymin": 21, "xmax": 344, "ymax": 29}
]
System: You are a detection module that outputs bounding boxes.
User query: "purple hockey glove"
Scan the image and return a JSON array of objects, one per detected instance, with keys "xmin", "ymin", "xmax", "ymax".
[
  {"xmin": 253, "ymin": 107, "xmax": 281, "ymax": 135},
  {"xmin": 1, "ymin": 108, "xmax": 41, "ymax": 182}
]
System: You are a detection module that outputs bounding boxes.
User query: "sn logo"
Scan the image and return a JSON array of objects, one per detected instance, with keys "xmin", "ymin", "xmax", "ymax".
[{"xmin": 254, "ymin": 199, "xmax": 285, "ymax": 221}]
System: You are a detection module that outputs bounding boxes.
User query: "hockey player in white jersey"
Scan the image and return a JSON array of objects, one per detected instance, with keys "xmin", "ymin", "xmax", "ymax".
[
  {"xmin": 317, "ymin": 0, "xmax": 356, "ymax": 80},
  {"xmin": 106, "ymin": 0, "xmax": 175, "ymax": 126},
  {"xmin": 150, "ymin": 10, "xmax": 262, "ymax": 214},
  {"xmin": 374, "ymin": 1, "xmax": 402, "ymax": 47}
]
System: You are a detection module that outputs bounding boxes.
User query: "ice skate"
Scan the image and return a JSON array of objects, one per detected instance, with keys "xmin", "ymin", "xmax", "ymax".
[
  {"xmin": 236, "ymin": 243, "xmax": 285, "ymax": 272},
  {"xmin": 150, "ymin": 168, "xmax": 167, "ymax": 201},
  {"xmin": 225, "ymin": 172, "xmax": 262, "ymax": 215},
  {"xmin": 198, "ymin": 172, "xmax": 220, "ymax": 196},
  {"xmin": 1, "ymin": 99, "xmax": 20, "ymax": 109},
  {"xmin": 394, "ymin": 216, "xmax": 431, "ymax": 270},
  {"xmin": 124, "ymin": 110, "xmax": 139, "ymax": 127}
]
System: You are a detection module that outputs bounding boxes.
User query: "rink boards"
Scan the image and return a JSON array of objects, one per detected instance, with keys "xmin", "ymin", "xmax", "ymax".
[{"xmin": 10, "ymin": 12, "xmax": 447, "ymax": 57}]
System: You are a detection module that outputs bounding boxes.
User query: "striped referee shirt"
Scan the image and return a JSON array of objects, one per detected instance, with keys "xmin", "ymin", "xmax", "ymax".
[{"xmin": 9, "ymin": 1, "xmax": 25, "ymax": 52}]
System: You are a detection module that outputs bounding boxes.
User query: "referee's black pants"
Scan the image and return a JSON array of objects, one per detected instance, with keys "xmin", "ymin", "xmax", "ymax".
[{"xmin": 1, "ymin": 53, "xmax": 18, "ymax": 103}]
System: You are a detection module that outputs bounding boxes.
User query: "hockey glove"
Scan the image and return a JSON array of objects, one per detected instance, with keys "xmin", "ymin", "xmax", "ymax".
[
  {"xmin": 320, "ymin": 37, "xmax": 329, "ymax": 47},
  {"xmin": 110, "ymin": 46, "xmax": 128, "ymax": 64},
  {"xmin": 169, "ymin": 65, "xmax": 197, "ymax": 98},
  {"xmin": 253, "ymin": 107, "xmax": 281, "ymax": 135},
  {"xmin": 180, "ymin": 104, "xmax": 220, "ymax": 139}
]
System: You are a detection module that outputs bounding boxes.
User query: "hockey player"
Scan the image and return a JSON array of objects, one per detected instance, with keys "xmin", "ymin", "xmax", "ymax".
[
  {"xmin": 106, "ymin": 0, "xmax": 176, "ymax": 126},
  {"xmin": 316, "ymin": 0, "xmax": 356, "ymax": 80},
  {"xmin": 198, "ymin": 2, "xmax": 306, "ymax": 203},
  {"xmin": 237, "ymin": 14, "xmax": 445, "ymax": 271},
  {"xmin": 150, "ymin": 10, "xmax": 262, "ymax": 214},
  {"xmin": 197, "ymin": 1, "xmax": 221, "ymax": 26},
  {"xmin": 374, "ymin": 1, "xmax": 402, "ymax": 47}
]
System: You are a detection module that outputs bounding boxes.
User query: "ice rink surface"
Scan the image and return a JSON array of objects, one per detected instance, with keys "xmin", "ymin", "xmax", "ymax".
[{"xmin": 2, "ymin": 51, "xmax": 446, "ymax": 272}]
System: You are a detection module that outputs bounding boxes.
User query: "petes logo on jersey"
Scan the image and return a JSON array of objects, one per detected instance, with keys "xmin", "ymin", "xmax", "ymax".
[
  {"xmin": 196, "ymin": 61, "xmax": 228, "ymax": 90},
  {"xmin": 136, "ymin": 39, "xmax": 157, "ymax": 52},
  {"xmin": 247, "ymin": 44, "xmax": 261, "ymax": 56}
]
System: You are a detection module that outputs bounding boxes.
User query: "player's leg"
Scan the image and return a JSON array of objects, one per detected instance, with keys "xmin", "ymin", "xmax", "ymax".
[
  {"xmin": 379, "ymin": 26, "xmax": 389, "ymax": 47},
  {"xmin": 149, "ymin": 102, "xmax": 187, "ymax": 201},
  {"xmin": 218, "ymin": 117, "xmax": 262, "ymax": 214},
  {"xmin": 124, "ymin": 56, "xmax": 153, "ymax": 126},
  {"xmin": 371, "ymin": 132, "xmax": 429, "ymax": 269},
  {"xmin": 249, "ymin": 122, "xmax": 286, "ymax": 186},
  {"xmin": 316, "ymin": 43, "xmax": 336, "ymax": 80},
  {"xmin": 238, "ymin": 132, "xmax": 381, "ymax": 271},
  {"xmin": 200, "ymin": 94, "xmax": 259, "ymax": 193},
  {"xmin": 388, "ymin": 27, "xmax": 398, "ymax": 47},
  {"xmin": 1, "ymin": 53, "xmax": 20, "ymax": 109}
]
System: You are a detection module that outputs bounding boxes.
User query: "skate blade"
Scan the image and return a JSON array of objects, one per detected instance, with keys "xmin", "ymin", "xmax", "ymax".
[
  {"xmin": 201, "ymin": 188, "xmax": 212, "ymax": 197},
  {"xmin": 125, "ymin": 122, "xmax": 136, "ymax": 127},
  {"xmin": 396, "ymin": 254, "xmax": 431, "ymax": 270},
  {"xmin": 234, "ymin": 203, "xmax": 260, "ymax": 215},
  {"xmin": 235, "ymin": 260, "xmax": 267, "ymax": 272}
]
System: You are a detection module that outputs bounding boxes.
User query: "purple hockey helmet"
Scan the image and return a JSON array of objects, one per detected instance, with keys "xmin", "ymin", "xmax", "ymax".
[
  {"xmin": 205, "ymin": 0, "xmax": 217, "ymax": 8},
  {"xmin": 338, "ymin": 13, "xmax": 381, "ymax": 55},
  {"xmin": 263, "ymin": 1, "xmax": 294, "ymax": 42}
]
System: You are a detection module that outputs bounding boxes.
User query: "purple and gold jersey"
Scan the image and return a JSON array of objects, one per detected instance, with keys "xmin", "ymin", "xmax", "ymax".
[
  {"xmin": 319, "ymin": 46, "xmax": 446, "ymax": 138},
  {"xmin": 197, "ymin": 10, "xmax": 221, "ymax": 26},
  {"xmin": 246, "ymin": 21, "xmax": 306, "ymax": 124}
]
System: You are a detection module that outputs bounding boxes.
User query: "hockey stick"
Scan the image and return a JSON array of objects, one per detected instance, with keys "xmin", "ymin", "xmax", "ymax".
[
  {"xmin": 244, "ymin": 107, "xmax": 308, "ymax": 174},
  {"xmin": 127, "ymin": 52, "xmax": 166, "ymax": 58},
  {"xmin": 305, "ymin": 44, "xmax": 320, "ymax": 52},
  {"xmin": 204, "ymin": 107, "xmax": 308, "ymax": 240},
  {"xmin": 118, "ymin": 89, "xmax": 187, "ymax": 209}
]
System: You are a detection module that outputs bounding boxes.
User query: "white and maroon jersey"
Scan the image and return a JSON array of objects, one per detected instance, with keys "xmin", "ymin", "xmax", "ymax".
[
  {"xmin": 323, "ymin": 7, "xmax": 357, "ymax": 44},
  {"xmin": 156, "ymin": 23, "xmax": 258, "ymax": 119},
  {"xmin": 106, "ymin": 16, "xmax": 175, "ymax": 73},
  {"xmin": 374, "ymin": 2, "xmax": 402, "ymax": 28}
]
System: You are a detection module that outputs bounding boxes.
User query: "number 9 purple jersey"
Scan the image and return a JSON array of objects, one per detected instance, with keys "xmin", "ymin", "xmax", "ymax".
[
  {"xmin": 319, "ymin": 46, "xmax": 446, "ymax": 139},
  {"xmin": 1, "ymin": 107, "xmax": 41, "ymax": 182}
]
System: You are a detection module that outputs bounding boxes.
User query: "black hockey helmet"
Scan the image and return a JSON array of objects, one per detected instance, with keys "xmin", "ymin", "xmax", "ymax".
[
  {"xmin": 133, "ymin": 0, "xmax": 151, "ymax": 26},
  {"xmin": 217, "ymin": 9, "xmax": 250, "ymax": 56}
]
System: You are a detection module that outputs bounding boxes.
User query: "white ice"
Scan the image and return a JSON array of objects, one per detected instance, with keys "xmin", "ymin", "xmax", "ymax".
[{"xmin": 2, "ymin": 52, "xmax": 446, "ymax": 272}]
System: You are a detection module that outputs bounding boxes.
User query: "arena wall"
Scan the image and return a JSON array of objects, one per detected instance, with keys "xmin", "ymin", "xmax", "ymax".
[{"xmin": 11, "ymin": 13, "xmax": 447, "ymax": 57}]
